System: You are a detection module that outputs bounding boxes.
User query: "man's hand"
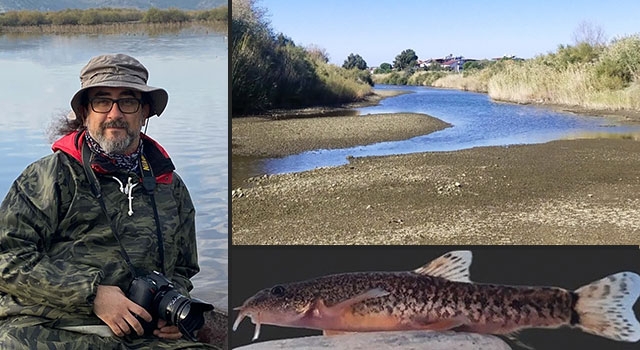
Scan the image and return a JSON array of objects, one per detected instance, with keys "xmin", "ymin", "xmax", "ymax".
[
  {"xmin": 153, "ymin": 319, "xmax": 183, "ymax": 340},
  {"xmin": 93, "ymin": 285, "xmax": 153, "ymax": 337}
]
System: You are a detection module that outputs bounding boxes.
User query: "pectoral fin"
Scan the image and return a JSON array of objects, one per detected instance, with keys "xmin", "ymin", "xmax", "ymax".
[{"xmin": 307, "ymin": 288, "xmax": 390, "ymax": 319}]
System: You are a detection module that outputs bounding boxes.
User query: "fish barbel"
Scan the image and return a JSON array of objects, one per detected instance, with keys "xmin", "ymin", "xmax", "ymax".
[{"xmin": 233, "ymin": 251, "xmax": 640, "ymax": 342}]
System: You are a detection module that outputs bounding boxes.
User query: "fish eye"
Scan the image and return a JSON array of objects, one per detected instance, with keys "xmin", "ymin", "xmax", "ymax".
[{"xmin": 270, "ymin": 285, "xmax": 285, "ymax": 297}]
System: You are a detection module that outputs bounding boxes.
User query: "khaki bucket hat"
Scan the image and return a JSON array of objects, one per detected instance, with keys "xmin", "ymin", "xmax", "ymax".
[{"xmin": 70, "ymin": 53, "xmax": 168, "ymax": 119}]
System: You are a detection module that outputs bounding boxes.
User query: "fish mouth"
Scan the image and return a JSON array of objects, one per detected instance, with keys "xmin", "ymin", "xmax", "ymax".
[{"xmin": 233, "ymin": 307, "xmax": 262, "ymax": 341}]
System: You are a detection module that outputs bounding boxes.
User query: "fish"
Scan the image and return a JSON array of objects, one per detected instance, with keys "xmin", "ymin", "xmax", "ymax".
[{"xmin": 233, "ymin": 250, "xmax": 640, "ymax": 343}]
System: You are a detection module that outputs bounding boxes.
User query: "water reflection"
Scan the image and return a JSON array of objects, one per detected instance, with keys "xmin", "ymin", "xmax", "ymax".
[{"xmin": 0, "ymin": 29, "xmax": 228, "ymax": 308}]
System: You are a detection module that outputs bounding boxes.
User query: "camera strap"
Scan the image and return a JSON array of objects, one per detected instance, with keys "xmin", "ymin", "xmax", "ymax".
[
  {"xmin": 81, "ymin": 141, "xmax": 167, "ymax": 277},
  {"xmin": 139, "ymin": 153, "xmax": 167, "ymax": 275},
  {"xmin": 82, "ymin": 142, "xmax": 139, "ymax": 278}
]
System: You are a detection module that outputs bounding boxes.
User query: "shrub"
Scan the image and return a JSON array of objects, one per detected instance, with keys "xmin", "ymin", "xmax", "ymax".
[
  {"xmin": 594, "ymin": 35, "xmax": 640, "ymax": 89},
  {"xmin": 408, "ymin": 71, "xmax": 447, "ymax": 86},
  {"xmin": 17, "ymin": 11, "xmax": 48, "ymax": 26},
  {"xmin": 387, "ymin": 71, "xmax": 409, "ymax": 85},
  {"xmin": 142, "ymin": 8, "xmax": 189, "ymax": 23},
  {"xmin": 49, "ymin": 9, "xmax": 80, "ymax": 25},
  {"xmin": 79, "ymin": 10, "xmax": 104, "ymax": 25},
  {"xmin": 0, "ymin": 12, "xmax": 20, "ymax": 26},
  {"xmin": 373, "ymin": 63, "xmax": 392, "ymax": 74},
  {"xmin": 196, "ymin": 7, "xmax": 228, "ymax": 22}
]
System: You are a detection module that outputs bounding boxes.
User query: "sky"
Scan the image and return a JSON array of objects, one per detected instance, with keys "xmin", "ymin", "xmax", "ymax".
[{"xmin": 256, "ymin": 0, "xmax": 640, "ymax": 67}]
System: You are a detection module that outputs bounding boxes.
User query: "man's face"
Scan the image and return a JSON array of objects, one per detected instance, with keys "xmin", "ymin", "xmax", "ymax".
[{"xmin": 84, "ymin": 87, "xmax": 149, "ymax": 155}]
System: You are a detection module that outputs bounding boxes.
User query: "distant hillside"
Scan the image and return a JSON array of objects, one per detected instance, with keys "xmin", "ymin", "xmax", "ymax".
[{"xmin": 0, "ymin": 0, "xmax": 227, "ymax": 12}]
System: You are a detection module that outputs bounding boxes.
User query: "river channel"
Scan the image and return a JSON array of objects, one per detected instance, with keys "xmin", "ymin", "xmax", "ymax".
[{"xmin": 235, "ymin": 84, "xmax": 640, "ymax": 183}]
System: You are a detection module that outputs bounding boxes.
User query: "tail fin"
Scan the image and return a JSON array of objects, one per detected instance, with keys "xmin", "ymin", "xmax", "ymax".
[{"xmin": 574, "ymin": 271, "xmax": 640, "ymax": 342}]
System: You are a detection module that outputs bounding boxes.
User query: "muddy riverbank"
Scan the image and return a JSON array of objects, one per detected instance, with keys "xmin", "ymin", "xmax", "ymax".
[
  {"xmin": 232, "ymin": 137, "xmax": 640, "ymax": 245},
  {"xmin": 231, "ymin": 89, "xmax": 640, "ymax": 245}
]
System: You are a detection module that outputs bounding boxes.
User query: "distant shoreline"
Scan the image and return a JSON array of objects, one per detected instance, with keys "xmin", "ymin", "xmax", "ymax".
[
  {"xmin": 0, "ymin": 21, "xmax": 227, "ymax": 34},
  {"xmin": 0, "ymin": 7, "xmax": 227, "ymax": 34}
]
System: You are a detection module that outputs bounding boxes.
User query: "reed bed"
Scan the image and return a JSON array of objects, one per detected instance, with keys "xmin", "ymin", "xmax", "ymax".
[
  {"xmin": 0, "ymin": 21, "xmax": 226, "ymax": 35},
  {"xmin": 431, "ymin": 73, "xmax": 486, "ymax": 92},
  {"xmin": 487, "ymin": 35, "xmax": 640, "ymax": 112},
  {"xmin": 0, "ymin": 7, "xmax": 227, "ymax": 34},
  {"xmin": 376, "ymin": 35, "xmax": 640, "ymax": 114}
]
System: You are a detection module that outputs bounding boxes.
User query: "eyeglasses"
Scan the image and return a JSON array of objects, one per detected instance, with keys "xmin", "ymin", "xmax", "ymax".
[{"xmin": 89, "ymin": 97, "xmax": 142, "ymax": 114}]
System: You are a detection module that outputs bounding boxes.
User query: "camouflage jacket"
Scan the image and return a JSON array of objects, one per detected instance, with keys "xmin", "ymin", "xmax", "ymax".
[{"xmin": 0, "ymin": 130, "xmax": 199, "ymax": 327}]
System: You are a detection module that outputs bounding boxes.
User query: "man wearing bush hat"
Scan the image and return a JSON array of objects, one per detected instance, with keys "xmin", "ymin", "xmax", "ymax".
[{"xmin": 0, "ymin": 54, "xmax": 218, "ymax": 349}]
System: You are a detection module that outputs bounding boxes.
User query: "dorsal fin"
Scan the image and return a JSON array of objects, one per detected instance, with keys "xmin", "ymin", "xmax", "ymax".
[{"xmin": 413, "ymin": 250, "xmax": 472, "ymax": 283}]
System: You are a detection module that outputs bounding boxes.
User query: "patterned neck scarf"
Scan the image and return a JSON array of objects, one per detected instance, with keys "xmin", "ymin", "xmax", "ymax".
[{"xmin": 85, "ymin": 132, "xmax": 142, "ymax": 173}]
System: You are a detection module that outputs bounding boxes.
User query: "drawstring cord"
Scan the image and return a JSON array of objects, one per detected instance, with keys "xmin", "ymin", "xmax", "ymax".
[
  {"xmin": 111, "ymin": 176, "xmax": 125, "ymax": 193},
  {"xmin": 110, "ymin": 176, "xmax": 139, "ymax": 216},
  {"xmin": 82, "ymin": 141, "xmax": 167, "ymax": 276}
]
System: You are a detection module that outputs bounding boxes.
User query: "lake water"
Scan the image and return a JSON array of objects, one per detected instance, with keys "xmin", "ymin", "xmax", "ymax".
[
  {"xmin": 240, "ymin": 85, "xmax": 640, "ymax": 178},
  {"xmin": 0, "ymin": 28, "xmax": 228, "ymax": 309}
]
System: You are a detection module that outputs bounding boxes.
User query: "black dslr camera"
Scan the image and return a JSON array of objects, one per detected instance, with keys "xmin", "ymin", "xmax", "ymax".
[{"xmin": 127, "ymin": 271, "xmax": 213, "ymax": 341}]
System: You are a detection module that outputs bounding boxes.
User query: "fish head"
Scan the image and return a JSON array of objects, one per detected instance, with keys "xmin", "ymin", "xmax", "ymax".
[{"xmin": 233, "ymin": 283, "xmax": 314, "ymax": 340}]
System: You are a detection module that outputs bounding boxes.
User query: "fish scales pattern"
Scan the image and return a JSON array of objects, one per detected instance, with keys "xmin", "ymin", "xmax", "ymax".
[
  {"xmin": 235, "ymin": 251, "xmax": 640, "ymax": 342},
  {"xmin": 268, "ymin": 271, "xmax": 574, "ymax": 332}
]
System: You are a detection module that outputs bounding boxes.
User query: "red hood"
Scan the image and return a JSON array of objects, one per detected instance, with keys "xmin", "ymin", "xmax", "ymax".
[{"xmin": 52, "ymin": 130, "xmax": 174, "ymax": 184}]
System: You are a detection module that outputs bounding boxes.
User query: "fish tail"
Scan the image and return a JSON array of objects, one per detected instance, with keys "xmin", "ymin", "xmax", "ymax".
[{"xmin": 573, "ymin": 271, "xmax": 640, "ymax": 342}]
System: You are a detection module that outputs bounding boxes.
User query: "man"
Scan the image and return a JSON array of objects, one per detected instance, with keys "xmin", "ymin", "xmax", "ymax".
[{"xmin": 0, "ymin": 54, "xmax": 217, "ymax": 349}]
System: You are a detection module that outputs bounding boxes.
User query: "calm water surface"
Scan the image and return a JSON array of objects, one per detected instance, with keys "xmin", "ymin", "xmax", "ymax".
[
  {"xmin": 0, "ymin": 29, "xmax": 228, "ymax": 309},
  {"xmin": 237, "ymin": 85, "xmax": 640, "ymax": 179}
]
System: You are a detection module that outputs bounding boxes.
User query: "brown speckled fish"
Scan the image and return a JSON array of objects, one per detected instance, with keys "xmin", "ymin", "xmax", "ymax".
[{"xmin": 233, "ymin": 251, "xmax": 640, "ymax": 342}]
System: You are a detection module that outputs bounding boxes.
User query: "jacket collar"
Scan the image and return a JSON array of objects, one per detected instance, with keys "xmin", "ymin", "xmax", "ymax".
[{"xmin": 51, "ymin": 130, "xmax": 175, "ymax": 185}]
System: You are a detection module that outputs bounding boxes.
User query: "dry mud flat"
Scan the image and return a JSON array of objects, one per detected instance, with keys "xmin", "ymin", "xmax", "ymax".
[
  {"xmin": 232, "ymin": 136, "xmax": 640, "ymax": 245},
  {"xmin": 232, "ymin": 90, "xmax": 421, "ymax": 160},
  {"xmin": 231, "ymin": 112, "xmax": 449, "ymax": 159}
]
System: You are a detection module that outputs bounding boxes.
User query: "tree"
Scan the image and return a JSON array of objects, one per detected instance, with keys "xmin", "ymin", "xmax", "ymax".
[
  {"xmin": 393, "ymin": 49, "xmax": 418, "ymax": 70},
  {"xmin": 343, "ymin": 53, "xmax": 368, "ymax": 70},
  {"xmin": 572, "ymin": 20, "xmax": 607, "ymax": 47},
  {"xmin": 373, "ymin": 62, "xmax": 392, "ymax": 74}
]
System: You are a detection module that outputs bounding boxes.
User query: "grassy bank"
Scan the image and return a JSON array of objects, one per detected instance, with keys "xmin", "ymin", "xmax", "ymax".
[
  {"xmin": 0, "ymin": 21, "xmax": 226, "ymax": 35},
  {"xmin": 487, "ymin": 37, "xmax": 640, "ymax": 111},
  {"xmin": 430, "ymin": 73, "xmax": 487, "ymax": 92},
  {"xmin": 373, "ymin": 35, "xmax": 640, "ymax": 113},
  {"xmin": 232, "ymin": 0, "xmax": 372, "ymax": 115},
  {"xmin": 0, "ymin": 7, "xmax": 227, "ymax": 33}
]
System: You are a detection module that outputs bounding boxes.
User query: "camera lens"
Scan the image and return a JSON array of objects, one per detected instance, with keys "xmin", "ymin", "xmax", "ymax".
[
  {"xmin": 156, "ymin": 290, "xmax": 207, "ymax": 338},
  {"xmin": 157, "ymin": 290, "xmax": 190, "ymax": 323},
  {"xmin": 128, "ymin": 272, "xmax": 211, "ymax": 340},
  {"xmin": 178, "ymin": 303, "xmax": 191, "ymax": 321}
]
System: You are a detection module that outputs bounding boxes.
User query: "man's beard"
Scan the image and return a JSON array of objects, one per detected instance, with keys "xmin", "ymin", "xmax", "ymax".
[{"xmin": 90, "ymin": 119, "xmax": 138, "ymax": 154}]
